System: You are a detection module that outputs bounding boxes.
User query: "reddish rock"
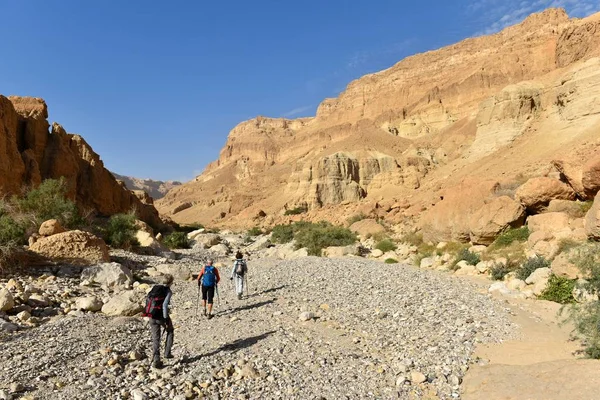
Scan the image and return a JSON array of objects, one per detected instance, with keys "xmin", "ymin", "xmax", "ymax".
[{"xmin": 515, "ymin": 177, "xmax": 576, "ymax": 213}]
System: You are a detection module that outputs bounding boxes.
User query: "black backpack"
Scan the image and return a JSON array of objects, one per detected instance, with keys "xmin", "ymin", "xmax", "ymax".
[
  {"xmin": 143, "ymin": 285, "xmax": 169, "ymax": 320},
  {"xmin": 234, "ymin": 259, "xmax": 247, "ymax": 276}
]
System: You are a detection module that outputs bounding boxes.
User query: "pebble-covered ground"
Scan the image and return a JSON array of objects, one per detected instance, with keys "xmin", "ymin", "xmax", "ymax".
[{"xmin": 0, "ymin": 252, "xmax": 516, "ymax": 399}]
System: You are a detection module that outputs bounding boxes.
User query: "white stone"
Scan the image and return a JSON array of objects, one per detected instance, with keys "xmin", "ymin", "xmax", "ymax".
[
  {"xmin": 506, "ymin": 279, "xmax": 526, "ymax": 291},
  {"xmin": 81, "ymin": 262, "xmax": 133, "ymax": 289},
  {"xmin": 410, "ymin": 371, "xmax": 427, "ymax": 384},
  {"xmin": 371, "ymin": 249, "xmax": 384, "ymax": 258},
  {"xmin": 298, "ymin": 312, "xmax": 315, "ymax": 322},
  {"xmin": 525, "ymin": 267, "xmax": 551, "ymax": 285},
  {"xmin": 0, "ymin": 289, "xmax": 14, "ymax": 312},
  {"xmin": 420, "ymin": 257, "xmax": 434, "ymax": 269},
  {"xmin": 75, "ymin": 296, "xmax": 103, "ymax": 312}
]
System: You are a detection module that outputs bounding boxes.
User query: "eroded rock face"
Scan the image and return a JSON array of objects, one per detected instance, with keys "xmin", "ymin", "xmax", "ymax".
[
  {"xmin": 29, "ymin": 230, "xmax": 110, "ymax": 265},
  {"xmin": 585, "ymin": 191, "xmax": 600, "ymax": 239},
  {"xmin": 468, "ymin": 196, "xmax": 525, "ymax": 245},
  {"xmin": 0, "ymin": 96, "xmax": 165, "ymax": 229},
  {"xmin": 515, "ymin": 177, "xmax": 576, "ymax": 213}
]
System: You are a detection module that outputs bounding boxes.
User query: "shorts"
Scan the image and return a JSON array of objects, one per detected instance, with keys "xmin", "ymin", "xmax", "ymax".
[{"xmin": 202, "ymin": 285, "xmax": 215, "ymax": 304}]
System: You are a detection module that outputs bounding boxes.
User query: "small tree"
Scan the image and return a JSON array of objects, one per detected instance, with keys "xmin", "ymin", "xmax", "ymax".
[
  {"xmin": 104, "ymin": 213, "xmax": 139, "ymax": 249},
  {"xmin": 16, "ymin": 178, "xmax": 82, "ymax": 228},
  {"xmin": 163, "ymin": 232, "xmax": 190, "ymax": 249}
]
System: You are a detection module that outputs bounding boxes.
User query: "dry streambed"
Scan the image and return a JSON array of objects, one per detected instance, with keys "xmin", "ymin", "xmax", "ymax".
[{"xmin": 0, "ymin": 254, "xmax": 515, "ymax": 399}]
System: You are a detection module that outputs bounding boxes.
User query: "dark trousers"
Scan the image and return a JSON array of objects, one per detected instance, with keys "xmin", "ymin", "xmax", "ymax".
[{"xmin": 149, "ymin": 317, "xmax": 173, "ymax": 361}]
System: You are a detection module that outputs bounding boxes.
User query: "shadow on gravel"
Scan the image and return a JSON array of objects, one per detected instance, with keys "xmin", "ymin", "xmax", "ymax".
[
  {"xmin": 183, "ymin": 331, "xmax": 276, "ymax": 362},
  {"xmin": 217, "ymin": 299, "xmax": 275, "ymax": 316},
  {"xmin": 248, "ymin": 285, "xmax": 288, "ymax": 298}
]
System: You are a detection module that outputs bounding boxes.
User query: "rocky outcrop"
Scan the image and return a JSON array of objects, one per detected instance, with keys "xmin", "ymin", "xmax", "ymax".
[
  {"xmin": 515, "ymin": 177, "xmax": 576, "ymax": 213},
  {"xmin": 0, "ymin": 96, "xmax": 166, "ymax": 229},
  {"xmin": 585, "ymin": 191, "xmax": 600, "ymax": 239},
  {"xmin": 112, "ymin": 173, "xmax": 182, "ymax": 200},
  {"xmin": 468, "ymin": 196, "xmax": 525, "ymax": 245},
  {"xmin": 29, "ymin": 230, "xmax": 110, "ymax": 265},
  {"xmin": 156, "ymin": 9, "xmax": 600, "ymax": 229}
]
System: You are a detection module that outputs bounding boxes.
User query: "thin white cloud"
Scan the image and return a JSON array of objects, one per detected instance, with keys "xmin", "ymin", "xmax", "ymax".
[
  {"xmin": 469, "ymin": 0, "xmax": 600, "ymax": 36},
  {"xmin": 282, "ymin": 104, "xmax": 314, "ymax": 117}
]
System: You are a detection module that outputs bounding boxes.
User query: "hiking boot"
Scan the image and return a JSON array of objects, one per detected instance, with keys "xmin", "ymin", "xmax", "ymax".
[
  {"xmin": 164, "ymin": 353, "xmax": 173, "ymax": 359},
  {"xmin": 203, "ymin": 308, "xmax": 207, "ymax": 316},
  {"xmin": 152, "ymin": 359, "xmax": 164, "ymax": 369},
  {"xmin": 207, "ymin": 314, "xmax": 213, "ymax": 320},
  {"xmin": 237, "ymin": 293, "xmax": 243, "ymax": 300}
]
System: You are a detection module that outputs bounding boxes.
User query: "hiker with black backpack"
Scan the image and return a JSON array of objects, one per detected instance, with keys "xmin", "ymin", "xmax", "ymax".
[
  {"xmin": 197, "ymin": 259, "xmax": 220, "ymax": 319},
  {"xmin": 142, "ymin": 274, "xmax": 174, "ymax": 369},
  {"xmin": 230, "ymin": 251, "xmax": 247, "ymax": 300}
]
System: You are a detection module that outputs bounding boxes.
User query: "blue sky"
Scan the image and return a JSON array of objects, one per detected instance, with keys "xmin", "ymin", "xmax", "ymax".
[{"xmin": 1, "ymin": 1, "xmax": 598, "ymax": 182}]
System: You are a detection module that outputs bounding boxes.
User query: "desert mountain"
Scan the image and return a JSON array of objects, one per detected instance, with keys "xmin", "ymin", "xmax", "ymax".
[
  {"xmin": 157, "ymin": 8, "xmax": 600, "ymax": 232},
  {"xmin": 0, "ymin": 96, "xmax": 166, "ymax": 229},
  {"xmin": 111, "ymin": 173, "xmax": 181, "ymax": 200}
]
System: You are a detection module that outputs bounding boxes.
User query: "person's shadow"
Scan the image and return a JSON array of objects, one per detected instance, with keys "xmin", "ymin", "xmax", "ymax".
[
  {"xmin": 248, "ymin": 285, "xmax": 288, "ymax": 298},
  {"xmin": 216, "ymin": 299, "xmax": 275, "ymax": 316},
  {"xmin": 182, "ymin": 330, "xmax": 276, "ymax": 363}
]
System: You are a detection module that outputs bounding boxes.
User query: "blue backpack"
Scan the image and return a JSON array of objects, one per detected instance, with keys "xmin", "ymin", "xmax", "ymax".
[{"xmin": 202, "ymin": 266, "xmax": 217, "ymax": 287}]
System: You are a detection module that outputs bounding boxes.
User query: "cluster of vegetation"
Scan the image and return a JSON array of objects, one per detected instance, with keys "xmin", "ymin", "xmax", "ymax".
[
  {"xmin": 375, "ymin": 239, "xmax": 397, "ymax": 253},
  {"xmin": 384, "ymin": 258, "xmax": 398, "ymax": 264},
  {"xmin": 451, "ymin": 248, "xmax": 481, "ymax": 270},
  {"xmin": 490, "ymin": 227, "xmax": 530, "ymax": 249},
  {"xmin": 163, "ymin": 231, "xmax": 190, "ymax": 249},
  {"xmin": 283, "ymin": 207, "xmax": 308, "ymax": 216},
  {"xmin": 247, "ymin": 226, "xmax": 263, "ymax": 236},
  {"xmin": 346, "ymin": 213, "xmax": 367, "ymax": 226},
  {"xmin": 399, "ymin": 232, "xmax": 437, "ymax": 266},
  {"xmin": 539, "ymin": 274, "xmax": 576, "ymax": 304},
  {"xmin": 515, "ymin": 256, "xmax": 550, "ymax": 281},
  {"xmin": 557, "ymin": 238, "xmax": 580, "ymax": 255},
  {"xmin": 271, "ymin": 221, "xmax": 356, "ymax": 256},
  {"xmin": 489, "ymin": 260, "xmax": 515, "ymax": 281},
  {"xmin": 103, "ymin": 213, "xmax": 139, "ymax": 250}
]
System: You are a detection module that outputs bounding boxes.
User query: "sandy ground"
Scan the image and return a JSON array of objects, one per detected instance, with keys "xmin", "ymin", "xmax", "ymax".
[{"xmin": 461, "ymin": 278, "xmax": 600, "ymax": 400}]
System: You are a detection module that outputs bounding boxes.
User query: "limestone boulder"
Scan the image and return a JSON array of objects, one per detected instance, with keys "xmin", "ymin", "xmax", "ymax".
[
  {"xmin": 515, "ymin": 177, "xmax": 576, "ymax": 213},
  {"xmin": 582, "ymin": 154, "xmax": 600, "ymax": 198},
  {"xmin": 38, "ymin": 219, "xmax": 66, "ymax": 237},
  {"xmin": 323, "ymin": 244, "xmax": 359, "ymax": 258},
  {"xmin": 187, "ymin": 228, "xmax": 206, "ymax": 240},
  {"xmin": 525, "ymin": 267, "xmax": 551, "ymax": 285},
  {"xmin": 527, "ymin": 212, "xmax": 570, "ymax": 234},
  {"xmin": 75, "ymin": 296, "xmax": 103, "ymax": 312},
  {"xmin": 81, "ymin": 262, "xmax": 133, "ymax": 288},
  {"xmin": 532, "ymin": 240, "xmax": 560, "ymax": 259},
  {"xmin": 210, "ymin": 243, "xmax": 231, "ymax": 256},
  {"xmin": 552, "ymin": 160, "xmax": 585, "ymax": 198},
  {"xmin": 585, "ymin": 191, "xmax": 600, "ymax": 239},
  {"xmin": 0, "ymin": 289, "xmax": 15, "ymax": 312},
  {"xmin": 101, "ymin": 291, "xmax": 144, "ymax": 316},
  {"xmin": 551, "ymin": 251, "xmax": 582, "ymax": 280},
  {"xmin": 29, "ymin": 230, "xmax": 110, "ymax": 265},
  {"xmin": 349, "ymin": 219, "xmax": 385, "ymax": 237},
  {"xmin": 192, "ymin": 233, "xmax": 221, "ymax": 248},
  {"xmin": 155, "ymin": 264, "xmax": 192, "ymax": 281},
  {"xmin": 136, "ymin": 230, "xmax": 168, "ymax": 254},
  {"xmin": 468, "ymin": 196, "xmax": 525, "ymax": 245}
]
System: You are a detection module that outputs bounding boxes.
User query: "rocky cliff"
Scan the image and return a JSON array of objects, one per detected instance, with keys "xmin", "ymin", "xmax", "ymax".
[
  {"xmin": 0, "ymin": 96, "xmax": 166, "ymax": 229},
  {"xmin": 157, "ymin": 9, "xmax": 600, "ymax": 230},
  {"xmin": 112, "ymin": 174, "xmax": 181, "ymax": 200}
]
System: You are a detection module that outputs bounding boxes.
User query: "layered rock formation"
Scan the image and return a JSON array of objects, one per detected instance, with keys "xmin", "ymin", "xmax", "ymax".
[
  {"xmin": 0, "ymin": 96, "xmax": 165, "ymax": 229},
  {"xmin": 157, "ymin": 9, "xmax": 600, "ymax": 231},
  {"xmin": 112, "ymin": 173, "xmax": 181, "ymax": 200}
]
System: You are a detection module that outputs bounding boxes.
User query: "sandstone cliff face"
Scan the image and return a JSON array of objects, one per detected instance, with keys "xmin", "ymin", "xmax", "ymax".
[
  {"xmin": 112, "ymin": 173, "xmax": 181, "ymax": 200},
  {"xmin": 157, "ymin": 9, "xmax": 600, "ymax": 230},
  {"xmin": 0, "ymin": 96, "xmax": 165, "ymax": 229}
]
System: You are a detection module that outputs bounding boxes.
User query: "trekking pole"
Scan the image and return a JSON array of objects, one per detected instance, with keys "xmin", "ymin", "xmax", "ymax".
[
  {"xmin": 195, "ymin": 285, "xmax": 200, "ymax": 317},
  {"xmin": 216, "ymin": 284, "xmax": 221, "ymax": 308},
  {"xmin": 245, "ymin": 275, "xmax": 249, "ymax": 297}
]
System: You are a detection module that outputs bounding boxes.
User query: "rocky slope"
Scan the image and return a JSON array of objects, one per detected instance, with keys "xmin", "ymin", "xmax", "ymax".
[
  {"xmin": 112, "ymin": 174, "xmax": 181, "ymax": 200},
  {"xmin": 157, "ymin": 8, "xmax": 600, "ymax": 230},
  {"xmin": 0, "ymin": 96, "xmax": 166, "ymax": 229}
]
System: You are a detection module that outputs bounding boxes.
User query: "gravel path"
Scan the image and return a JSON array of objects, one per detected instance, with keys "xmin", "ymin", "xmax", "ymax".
[{"xmin": 0, "ymin": 253, "xmax": 515, "ymax": 399}]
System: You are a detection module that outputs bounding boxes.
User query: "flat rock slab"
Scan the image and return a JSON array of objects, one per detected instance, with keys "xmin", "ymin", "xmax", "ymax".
[{"xmin": 462, "ymin": 359, "xmax": 600, "ymax": 400}]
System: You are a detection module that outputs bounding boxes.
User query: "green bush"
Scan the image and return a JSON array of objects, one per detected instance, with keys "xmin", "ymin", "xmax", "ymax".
[
  {"xmin": 163, "ymin": 231, "xmax": 190, "ymax": 249},
  {"xmin": 375, "ymin": 239, "xmax": 397, "ymax": 253},
  {"xmin": 294, "ymin": 222, "xmax": 356, "ymax": 256},
  {"xmin": 516, "ymin": 256, "xmax": 550, "ymax": 281},
  {"xmin": 247, "ymin": 226, "xmax": 262, "ymax": 236},
  {"xmin": 491, "ymin": 227, "xmax": 530, "ymax": 248},
  {"xmin": 271, "ymin": 224, "xmax": 295, "ymax": 244},
  {"xmin": 178, "ymin": 223, "xmax": 205, "ymax": 234},
  {"xmin": 453, "ymin": 248, "xmax": 481, "ymax": 267},
  {"xmin": 538, "ymin": 274, "xmax": 575, "ymax": 304},
  {"xmin": 347, "ymin": 213, "xmax": 367, "ymax": 226},
  {"xmin": 284, "ymin": 207, "xmax": 307, "ymax": 216},
  {"xmin": 0, "ymin": 214, "xmax": 26, "ymax": 246},
  {"xmin": 104, "ymin": 213, "xmax": 139, "ymax": 249},
  {"xmin": 384, "ymin": 258, "xmax": 398, "ymax": 264},
  {"xmin": 557, "ymin": 238, "xmax": 581, "ymax": 255},
  {"xmin": 489, "ymin": 262, "xmax": 512, "ymax": 281},
  {"xmin": 400, "ymin": 232, "xmax": 424, "ymax": 247},
  {"xmin": 16, "ymin": 178, "xmax": 82, "ymax": 228}
]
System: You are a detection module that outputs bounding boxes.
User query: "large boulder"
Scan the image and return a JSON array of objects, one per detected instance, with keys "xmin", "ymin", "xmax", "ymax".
[
  {"xmin": 552, "ymin": 160, "xmax": 585, "ymax": 198},
  {"xmin": 81, "ymin": 262, "xmax": 133, "ymax": 288},
  {"xmin": 101, "ymin": 291, "xmax": 144, "ymax": 316},
  {"xmin": 187, "ymin": 228, "xmax": 206, "ymax": 240},
  {"xmin": 582, "ymin": 155, "xmax": 600, "ymax": 198},
  {"xmin": 420, "ymin": 179, "xmax": 499, "ymax": 243},
  {"xmin": 75, "ymin": 296, "xmax": 103, "ymax": 312},
  {"xmin": 349, "ymin": 219, "xmax": 385, "ymax": 237},
  {"xmin": 155, "ymin": 264, "xmax": 192, "ymax": 281},
  {"xmin": 551, "ymin": 251, "xmax": 582, "ymax": 280},
  {"xmin": 527, "ymin": 212, "xmax": 570, "ymax": 234},
  {"xmin": 29, "ymin": 230, "xmax": 110, "ymax": 265},
  {"xmin": 136, "ymin": 230, "xmax": 167, "ymax": 254},
  {"xmin": 585, "ymin": 191, "xmax": 600, "ymax": 239},
  {"xmin": 469, "ymin": 196, "xmax": 525, "ymax": 245},
  {"xmin": 515, "ymin": 177, "xmax": 576, "ymax": 213},
  {"xmin": 0, "ymin": 289, "xmax": 15, "ymax": 312},
  {"xmin": 38, "ymin": 219, "xmax": 66, "ymax": 237},
  {"xmin": 192, "ymin": 233, "xmax": 221, "ymax": 248},
  {"xmin": 323, "ymin": 244, "xmax": 359, "ymax": 258}
]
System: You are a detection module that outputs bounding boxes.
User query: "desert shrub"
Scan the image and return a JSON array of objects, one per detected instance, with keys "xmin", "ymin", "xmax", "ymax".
[
  {"xmin": 453, "ymin": 248, "xmax": 480, "ymax": 267},
  {"xmin": 247, "ymin": 226, "xmax": 262, "ymax": 236},
  {"xmin": 16, "ymin": 178, "xmax": 82, "ymax": 228},
  {"xmin": 294, "ymin": 222, "xmax": 356, "ymax": 256},
  {"xmin": 400, "ymin": 232, "xmax": 424, "ymax": 247},
  {"xmin": 163, "ymin": 231, "xmax": 190, "ymax": 249},
  {"xmin": 0, "ymin": 214, "xmax": 26, "ymax": 246},
  {"xmin": 539, "ymin": 274, "xmax": 575, "ymax": 304},
  {"xmin": 489, "ymin": 262, "xmax": 511, "ymax": 281},
  {"xmin": 271, "ymin": 224, "xmax": 295, "ymax": 244},
  {"xmin": 491, "ymin": 227, "xmax": 530, "ymax": 248},
  {"xmin": 384, "ymin": 258, "xmax": 398, "ymax": 264},
  {"xmin": 557, "ymin": 238, "xmax": 580, "ymax": 255},
  {"xmin": 578, "ymin": 201, "xmax": 594, "ymax": 216},
  {"xmin": 104, "ymin": 213, "xmax": 139, "ymax": 249},
  {"xmin": 375, "ymin": 239, "xmax": 397, "ymax": 253},
  {"xmin": 284, "ymin": 207, "xmax": 307, "ymax": 216},
  {"xmin": 516, "ymin": 256, "xmax": 550, "ymax": 281},
  {"xmin": 346, "ymin": 213, "xmax": 367, "ymax": 226}
]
